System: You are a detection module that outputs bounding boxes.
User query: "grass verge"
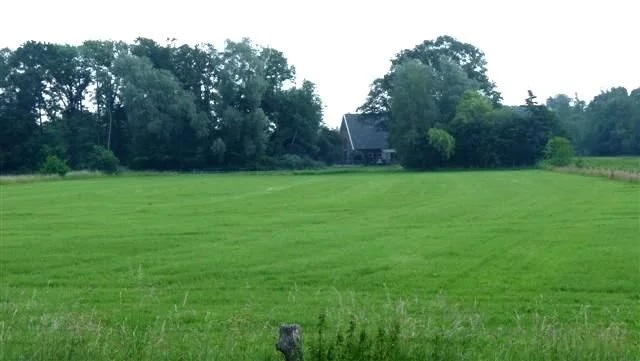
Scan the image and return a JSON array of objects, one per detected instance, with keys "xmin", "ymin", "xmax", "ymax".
[
  {"xmin": 540, "ymin": 156, "xmax": 640, "ymax": 182},
  {"xmin": 549, "ymin": 166, "xmax": 640, "ymax": 183},
  {"xmin": 0, "ymin": 170, "xmax": 108, "ymax": 185},
  {"xmin": 1, "ymin": 295, "xmax": 637, "ymax": 360}
]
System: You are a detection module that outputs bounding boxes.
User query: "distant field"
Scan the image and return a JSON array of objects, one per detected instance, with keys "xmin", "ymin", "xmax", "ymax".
[
  {"xmin": 1, "ymin": 170, "xmax": 639, "ymax": 359},
  {"xmin": 580, "ymin": 156, "xmax": 640, "ymax": 171}
]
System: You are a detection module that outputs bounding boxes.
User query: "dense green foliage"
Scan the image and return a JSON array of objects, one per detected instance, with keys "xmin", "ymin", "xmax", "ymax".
[
  {"xmin": 544, "ymin": 137, "xmax": 575, "ymax": 166},
  {"xmin": 2, "ymin": 34, "xmax": 638, "ymax": 173},
  {"xmin": 1, "ymin": 170, "xmax": 638, "ymax": 359},
  {"xmin": 388, "ymin": 60, "xmax": 442, "ymax": 169},
  {"xmin": 87, "ymin": 145, "xmax": 120, "ymax": 174},
  {"xmin": 39, "ymin": 154, "xmax": 70, "ymax": 176},
  {"xmin": 359, "ymin": 35, "xmax": 639, "ymax": 170},
  {"xmin": 0, "ymin": 38, "xmax": 341, "ymax": 173},
  {"xmin": 546, "ymin": 88, "xmax": 640, "ymax": 156},
  {"xmin": 426, "ymin": 128, "xmax": 455, "ymax": 162},
  {"xmin": 361, "ymin": 36, "xmax": 565, "ymax": 170},
  {"xmin": 359, "ymin": 35, "xmax": 501, "ymax": 117}
]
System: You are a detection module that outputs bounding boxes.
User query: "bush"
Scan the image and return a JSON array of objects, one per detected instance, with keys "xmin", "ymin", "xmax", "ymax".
[
  {"xmin": 427, "ymin": 128, "xmax": 456, "ymax": 161},
  {"xmin": 87, "ymin": 146, "xmax": 120, "ymax": 174},
  {"xmin": 544, "ymin": 137, "xmax": 575, "ymax": 166},
  {"xmin": 275, "ymin": 154, "xmax": 325, "ymax": 170},
  {"xmin": 39, "ymin": 155, "xmax": 70, "ymax": 176},
  {"xmin": 397, "ymin": 129, "xmax": 456, "ymax": 170},
  {"xmin": 276, "ymin": 154, "xmax": 305, "ymax": 170},
  {"xmin": 257, "ymin": 156, "xmax": 277, "ymax": 170},
  {"xmin": 302, "ymin": 156, "xmax": 326, "ymax": 169}
]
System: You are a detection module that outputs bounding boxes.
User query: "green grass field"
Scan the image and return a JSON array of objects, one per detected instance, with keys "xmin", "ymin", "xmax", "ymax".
[
  {"xmin": 1, "ymin": 170, "xmax": 639, "ymax": 360},
  {"xmin": 579, "ymin": 156, "xmax": 640, "ymax": 171}
]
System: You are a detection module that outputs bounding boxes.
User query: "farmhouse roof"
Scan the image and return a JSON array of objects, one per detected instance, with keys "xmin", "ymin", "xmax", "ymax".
[{"xmin": 341, "ymin": 113, "xmax": 390, "ymax": 150}]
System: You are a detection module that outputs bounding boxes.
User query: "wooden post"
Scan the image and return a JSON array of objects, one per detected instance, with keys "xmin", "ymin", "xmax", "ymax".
[{"xmin": 276, "ymin": 324, "xmax": 303, "ymax": 361}]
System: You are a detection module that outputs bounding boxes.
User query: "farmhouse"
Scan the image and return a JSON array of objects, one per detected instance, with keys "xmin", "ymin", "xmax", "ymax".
[{"xmin": 340, "ymin": 113, "xmax": 395, "ymax": 165}]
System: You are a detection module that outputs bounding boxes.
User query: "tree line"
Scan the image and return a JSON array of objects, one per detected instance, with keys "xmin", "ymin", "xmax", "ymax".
[
  {"xmin": 546, "ymin": 89, "xmax": 640, "ymax": 157},
  {"xmin": 358, "ymin": 35, "xmax": 640, "ymax": 170},
  {"xmin": 0, "ymin": 38, "xmax": 343, "ymax": 174},
  {"xmin": 1, "ymin": 35, "xmax": 638, "ymax": 174}
]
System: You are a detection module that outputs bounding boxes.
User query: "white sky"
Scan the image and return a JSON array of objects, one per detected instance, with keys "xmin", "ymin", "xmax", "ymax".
[{"xmin": 1, "ymin": 0, "xmax": 639, "ymax": 128}]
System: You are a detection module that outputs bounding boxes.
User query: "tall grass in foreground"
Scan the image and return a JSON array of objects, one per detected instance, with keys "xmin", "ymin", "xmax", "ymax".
[
  {"xmin": 540, "ymin": 156, "xmax": 640, "ymax": 183},
  {"xmin": 0, "ymin": 166, "xmax": 402, "ymax": 185},
  {"xmin": 549, "ymin": 166, "xmax": 640, "ymax": 183},
  {"xmin": 1, "ymin": 297, "xmax": 637, "ymax": 361},
  {"xmin": 0, "ymin": 170, "xmax": 106, "ymax": 184},
  {"xmin": 577, "ymin": 157, "xmax": 640, "ymax": 172}
]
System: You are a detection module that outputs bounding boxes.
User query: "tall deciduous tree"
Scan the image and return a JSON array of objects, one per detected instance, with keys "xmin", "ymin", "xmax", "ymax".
[
  {"xmin": 260, "ymin": 47, "xmax": 296, "ymax": 128},
  {"xmin": 315, "ymin": 125, "xmax": 342, "ymax": 165},
  {"xmin": 360, "ymin": 35, "xmax": 500, "ymax": 119},
  {"xmin": 4, "ymin": 35, "xmax": 635, "ymax": 173},
  {"xmin": 113, "ymin": 55, "xmax": 207, "ymax": 169},
  {"xmin": 521, "ymin": 90, "xmax": 562, "ymax": 165},
  {"xmin": 583, "ymin": 87, "xmax": 639, "ymax": 156},
  {"xmin": 448, "ymin": 90, "xmax": 498, "ymax": 167},
  {"xmin": 269, "ymin": 80, "xmax": 323, "ymax": 157},
  {"xmin": 81, "ymin": 40, "xmax": 128, "ymax": 154},
  {"xmin": 215, "ymin": 39, "xmax": 269, "ymax": 167},
  {"xmin": 170, "ymin": 43, "xmax": 219, "ymax": 118},
  {"xmin": 43, "ymin": 44, "xmax": 96, "ymax": 168},
  {"xmin": 0, "ymin": 42, "xmax": 50, "ymax": 171},
  {"xmin": 0, "ymin": 51, "xmax": 43, "ymax": 171},
  {"xmin": 388, "ymin": 59, "xmax": 444, "ymax": 169},
  {"xmin": 546, "ymin": 93, "xmax": 589, "ymax": 152}
]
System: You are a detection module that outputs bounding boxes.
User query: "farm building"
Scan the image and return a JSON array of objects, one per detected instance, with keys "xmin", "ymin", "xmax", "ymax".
[{"xmin": 340, "ymin": 113, "xmax": 395, "ymax": 165}]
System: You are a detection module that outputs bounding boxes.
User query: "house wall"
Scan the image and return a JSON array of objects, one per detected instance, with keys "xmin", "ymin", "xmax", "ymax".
[
  {"xmin": 381, "ymin": 149, "xmax": 396, "ymax": 163},
  {"xmin": 349, "ymin": 149, "xmax": 383, "ymax": 165},
  {"xmin": 339, "ymin": 116, "xmax": 395, "ymax": 165},
  {"xmin": 339, "ymin": 123, "xmax": 354, "ymax": 164}
]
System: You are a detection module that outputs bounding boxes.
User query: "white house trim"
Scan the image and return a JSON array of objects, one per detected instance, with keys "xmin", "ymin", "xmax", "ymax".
[{"xmin": 343, "ymin": 114, "xmax": 355, "ymax": 150}]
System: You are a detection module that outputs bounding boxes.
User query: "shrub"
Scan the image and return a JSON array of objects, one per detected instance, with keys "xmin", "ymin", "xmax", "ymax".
[
  {"xmin": 257, "ymin": 156, "xmax": 277, "ymax": 170},
  {"xmin": 301, "ymin": 156, "xmax": 325, "ymax": 169},
  {"xmin": 39, "ymin": 155, "xmax": 70, "ymax": 176},
  {"xmin": 276, "ymin": 154, "xmax": 305, "ymax": 170},
  {"xmin": 544, "ymin": 137, "xmax": 575, "ymax": 166},
  {"xmin": 397, "ymin": 129, "xmax": 457, "ymax": 170},
  {"xmin": 275, "ymin": 154, "xmax": 325, "ymax": 170},
  {"xmin": 87, "ymin": 146, "xmax": 120, "ymax": 174},
  {"xmin": 427, "ymin": 128, "xmax": 456, "ymax": 161}
]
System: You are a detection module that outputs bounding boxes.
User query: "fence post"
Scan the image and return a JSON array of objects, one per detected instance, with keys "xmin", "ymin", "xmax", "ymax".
[{"xmin": 276, "ymin": 324, "xmax": 303, "ymax": 361}]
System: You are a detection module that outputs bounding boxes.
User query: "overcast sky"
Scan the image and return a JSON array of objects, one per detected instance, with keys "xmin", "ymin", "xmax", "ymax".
[{"xmin": 2, "ymin": 0, "xmax": 638, "ymax": 127}]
